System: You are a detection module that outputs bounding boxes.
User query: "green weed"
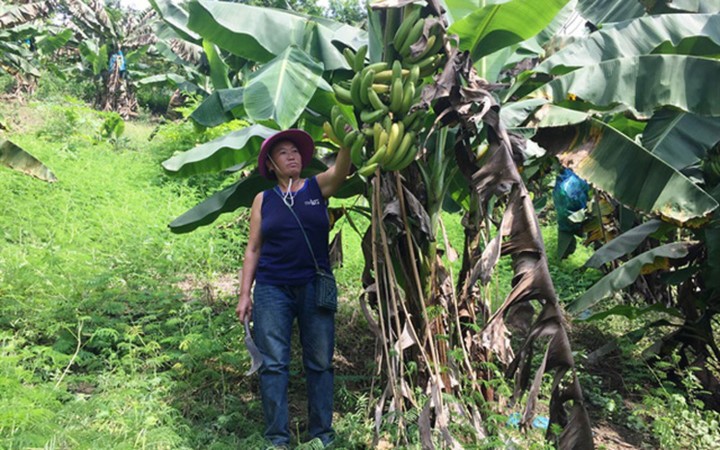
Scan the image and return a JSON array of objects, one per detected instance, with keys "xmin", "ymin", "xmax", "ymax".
[{"xmin": 633, "ymin": 354, "xmax": 720, "ymax": 449}]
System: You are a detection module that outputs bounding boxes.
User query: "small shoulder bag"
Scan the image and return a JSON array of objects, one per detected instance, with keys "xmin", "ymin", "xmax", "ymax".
[{"xmin": 276, "ymin": 189, "xmax": 338, "ymax": 312}]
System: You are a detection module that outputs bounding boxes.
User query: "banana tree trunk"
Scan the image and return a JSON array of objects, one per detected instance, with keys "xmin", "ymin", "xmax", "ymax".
[
  {"xmin": 99, "ymin": 65, "xmax": 138, "ymax": 119},
  {"xmin": 360, "ymin": 2, "xmax": 594, "ymax": 448}
]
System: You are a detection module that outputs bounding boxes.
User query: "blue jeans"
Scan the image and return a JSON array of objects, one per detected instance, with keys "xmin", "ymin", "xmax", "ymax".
[{"xmin": 253, "ymin": 281, "xmax": 335, "ymax": 447}]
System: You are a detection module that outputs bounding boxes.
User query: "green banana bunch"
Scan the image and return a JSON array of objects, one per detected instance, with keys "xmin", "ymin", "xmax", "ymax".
[
  {"xmin": 325, "ymin": 6, "xmax": 449, "ymax": 176},
  {"xmin": 354, "ymin": 113, "xmax": 421, "ymax": 174}
]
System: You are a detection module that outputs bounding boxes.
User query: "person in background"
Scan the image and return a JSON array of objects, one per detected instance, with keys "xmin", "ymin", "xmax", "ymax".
[{"xmin": 236, "ymin": 129, "xmax": 351, "ymax": 449}]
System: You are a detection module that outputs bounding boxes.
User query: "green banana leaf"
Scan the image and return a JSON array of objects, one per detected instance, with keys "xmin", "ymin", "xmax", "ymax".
[
  {"xmin": 534, "ymin": 119, "xmax": 719, "ymax": 223},
  {"xmin": 535, "ymin": 0, "xmax": 578, "ymax": 45},
  {"xmin": 303, "ymin": 13, "xmax": 365, "ymax": 65},
  {"xmin": 576, "ymin": 0, "xmax": 646, "ymax": 26},
  {"xmin": 534, "ymin": 55, "xmax": 720, "ymax": 117},
  {"xmin": 448, "ymin": 0, "xmax": 571, "ymax": 62},
  {"xmin": 1, "ymin": 140, "xmax": 57, "ymax": 182},
  {"xmin": 443, "ymin": 0, "xmax": 487, "ymax": 25},
  {"xmin": 187, "ymin": 0, "xmax": 360, "ymax": 70},
  {"xmin": 472, "ymin": 0, "xmax": 576, "ymax": 82},
  {"xmin": 605, "ymin": 114, "xmax": 646, "ymax": 141},
  {"xmin": 326, "ymin": 21, "xmax": 367, "ymax": 52},
  {"xmin": 526, "ymin": 104, "xmax": 591, "ymax": 128},
  {"xmin": 78, "ymin": 40, "xmax": 108, "ymax": 77},
  {"xmin": 537, "ymin": 14, "xmax": 720, "ymax": 74},
  {"xmin": 567, "ymin": 242, "xmax": 691, "ymax": 315},
  {"xmin": 169, "ymin": 172, "xmax": 274, "ymax": 234},
  {"xmin": 161, "ymin": 124, "xmax": 277, "ymax": 177},
  {"xmin": 500, "ymin": 99, "xmax": 548, "ymax": 128},
  {"xmin": 189, "ymin": 88, "xmax": 244, "ymax": 128},
  {"xmin": 36, "ymin": 28, "xmax": 73, "ymax": 55},
  {"xmin": 138, "ymin": 73, "xmax": 207, "ymax": 95},
  {"xmin": 149, "ymin": 0, "xmax": 200, "ymax": 43},
  {"xmin": 243, "ymin": 46, "xmax": 327, "ymax": 129},
  {"xmin": 202, "ymin": 39, "xmax": 230, "ymax": 90},
  {"xmin": 445, "ymin": 165, "xmax": 471, "ymax": 212},
  {"xmin": 584, "ymin": 219, "xmax": 663, "ymax": 269},
  {"xmin": 642, "ymin": 110, "xmax": 720, "ymax": 171},
  {"xmin": 0, "ymin": 42, "xmax": 40, "ymax": 77},
  {"xmin": 169, "ymin": 167, "xmax": 366, "ymax": 233}
]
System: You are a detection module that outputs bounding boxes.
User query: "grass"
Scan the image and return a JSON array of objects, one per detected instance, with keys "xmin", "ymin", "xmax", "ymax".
[
  {"xmin": 2, "ymin": 97, "xmax": 718, "ymax": 449},
  {"xmin": 1, "ymin": 100, "xmax": 252, "ymax": 448}
]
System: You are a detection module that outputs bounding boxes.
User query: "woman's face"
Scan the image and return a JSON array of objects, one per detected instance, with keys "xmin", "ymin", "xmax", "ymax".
[{"xmin": 267, "ymin": 140, "xmax": 302, "ymax": 179}]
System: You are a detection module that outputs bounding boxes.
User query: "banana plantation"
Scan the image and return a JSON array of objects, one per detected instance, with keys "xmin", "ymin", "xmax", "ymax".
[{"xmin": 2, "ymin": 0, "xmax": 720, "ymax": 449}]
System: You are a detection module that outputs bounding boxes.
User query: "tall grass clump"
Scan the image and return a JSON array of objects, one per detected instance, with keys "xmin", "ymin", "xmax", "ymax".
[{"xmin": 0, "ymin": 100, "xmax": 253, "ymax": 447}]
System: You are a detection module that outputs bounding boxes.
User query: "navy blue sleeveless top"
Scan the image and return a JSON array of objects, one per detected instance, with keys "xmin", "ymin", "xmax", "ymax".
[{"xmin": 256, "ymin": 177, "xmax": 331, "ymax": 286}]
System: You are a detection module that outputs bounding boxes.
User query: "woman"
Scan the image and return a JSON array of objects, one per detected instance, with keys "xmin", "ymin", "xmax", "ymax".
[{"xmin": 236, "ymin": 128, "xmax": 351, "ymax": 449}]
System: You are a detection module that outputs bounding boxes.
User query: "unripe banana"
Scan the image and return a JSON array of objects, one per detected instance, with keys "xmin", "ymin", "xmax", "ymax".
[
  {"xmin": 367, "ymin": 87, "xmax": 389, "ymax": 112},
  {"xmin": 382, "ymin": 115, "xmax": 392, "ymax": 131},
  {"xmin": 330, "ymin": 105, "xmax": 340, "ymax": 128},
  {"xmin": 342, "ymin": 47, "xmax": 356, "ymax": 69},
  {"xmin": 366, "ymin": 144, "xmax": 387, "ymax": 166},
  {"xmin": 399, "ymin": 18, "xmax": 425, "ymax": 57},
  {"xmin": 357, "ymin": 162, "xmax": 379, "ymax": 177},
  {"xmin": 378, "ymin": 128, "xmax": 389, "ymax": 151},
  {"xmin": 385, "ymin": 130, "xmax": 415, "ymax": 170},
  {"xmin": 373, "ymin": 122, "xmax": 383, "ymax": 150},
  {"xmin": 399, "ymin": 80, "xmax": 416, "ymax": 116},
  {"xmin": 365, "ymin": 61, "xmax": 390, "ymax": 72},
  {"xmin": 408, "ymin": 34, "xmax": 441, "ymax": 64},
  {"xmin": 350, "ymin": 72, "xmax": 363, "ymax": 109},
  {"xmin": 392, "ymin": 60, "xmax": 403, "ymax": 82},
  {"xmin": 331, "ymin": 106, "xmax": 348, "ymax": 142},
  {"xmin": 392, "ymin": 8, "xmax": 421, "ymax": 52},
  {"xmin": 374, "ymin": 69, "xmax": 409, "ymax": 83},
  {"xmin": 389, "ymin": 76, "xmax": 404, "ymax": 113},
  {"xmin": 374, "ymin": 70, "xmax": 393, "ymax": 83},
  {"xmin": 359, "ymin": 69, "xmax": 375, "ymax": 105},
  {"xmin": 361, "ymin": 108, "xmax": 386, "ymax": 124},
  {"xmin": 323, "ymin": 121, "xmax": 341, "ymax": 146},
  {"xmin": 350, "ymin": 134, "xmax": 366, "ymax": 167},
  {"xmin": 415, "ymin": 53, "xmax": 439, "ymax": 70},
  {"xmin": 332, "ymin": 83, "xmax": 353, "ymax": 105},
  {"xmin": 372, "ymin": 83, "xmax": 391, "ymax": 94},
  {"xmin": 343, "ymin": 130, "xmax": 358, "ymax": 149},
  {"xmin": 409, "ymin": 64, "xmax": 421, "ymax": 85},
  {"xmin": 393, "ymin": 144, "xmax": 418, "ymax": 171},
  {"xmin": 419, "ymin": 54, "xmax": 444, "ymax": 77},
  {"xmin": 354, "ymin": 44, "xmax": 368, "ymax": 72},
  {"xmin": 402, "ymin": 109, "xmax": 424, "ymax": 130},
  {"xmin": 384, "ymin": 122, "xmax": 404, "ymax": 165}
]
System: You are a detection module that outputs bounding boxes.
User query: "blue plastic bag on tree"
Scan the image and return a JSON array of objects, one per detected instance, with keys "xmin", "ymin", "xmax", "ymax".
[{"xmin": 553, "ymin": 168, "xmax": 589, "ymax": 235}]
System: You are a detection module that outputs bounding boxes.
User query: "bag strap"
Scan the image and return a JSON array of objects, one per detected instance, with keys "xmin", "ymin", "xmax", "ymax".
[{"xmin": 274, "ymin": 187, "xmax": 321, "ymax": 272}]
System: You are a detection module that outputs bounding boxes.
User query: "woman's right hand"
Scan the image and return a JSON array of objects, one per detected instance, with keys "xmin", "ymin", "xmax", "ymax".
[{"xmin": 236, "ymin": 293, "xmax": 252, "ymax": 323}]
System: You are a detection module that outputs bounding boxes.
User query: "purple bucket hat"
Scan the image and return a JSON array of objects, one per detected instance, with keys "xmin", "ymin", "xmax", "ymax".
[{"xmin": 258, "ymin": 129, "xmax": 315, "ymax": 180}]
